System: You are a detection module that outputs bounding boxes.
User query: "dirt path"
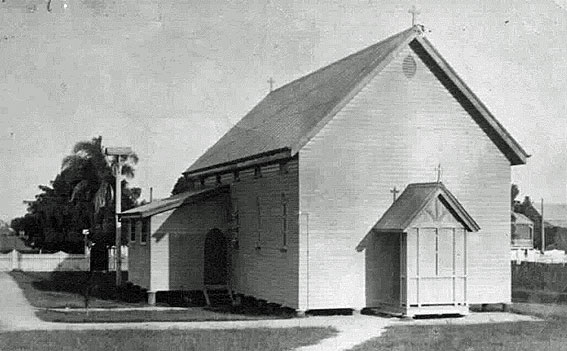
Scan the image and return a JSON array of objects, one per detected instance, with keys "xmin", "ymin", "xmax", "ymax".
[{"xmin": 0, "ymin": 272, "xmax": 47, "ymax": 330}]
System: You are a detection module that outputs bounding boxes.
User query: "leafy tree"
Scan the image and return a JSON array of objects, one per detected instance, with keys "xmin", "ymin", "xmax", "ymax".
[
  {"xmin": 511, "ymin": 184, "xmax": 519, "ymax": 208},
  {"xmin": 10, "ymin": 136, "xmax": 142, "ymax": 252},
  {"xmin": 62, "ymin": 136, "xmax": 140, "ymax": 247}
]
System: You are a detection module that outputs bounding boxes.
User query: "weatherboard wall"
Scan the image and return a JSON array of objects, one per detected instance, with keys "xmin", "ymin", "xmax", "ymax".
[
  {"xmin": 228, "ymin": 160, "xmax": 300, "ymax": 309},
  {"xmin": 128, "ymin": 220, "xmax": 150, "ymax": 290},
  {"xmin": 149, "ymin": 194, "xmax": 230, "ymax": 292},
  {"xmin": 298, "ymin": 44, "xmax": 511, "ymax": 310}
]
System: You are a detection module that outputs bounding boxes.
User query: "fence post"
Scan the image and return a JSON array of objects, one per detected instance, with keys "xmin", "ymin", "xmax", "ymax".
[{"xmin": 11, "ymin": 249, "xmax": 18, "ymax": 271}]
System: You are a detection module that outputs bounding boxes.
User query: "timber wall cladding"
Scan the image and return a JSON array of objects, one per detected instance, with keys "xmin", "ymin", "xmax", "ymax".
[
  {"xmin": 229, "ymin": 160, "xmax": 300, "ymax": 309},
  {"xmin": 299, "ymin": 44, "xmax": 510, "ymax": 309},
  {"xmin": 149, "ymin": 193, "xmax": 230, "ymax": 292},
  {"xmin": 129, "ymin": 220, "xmax": 150, "ymax": 289}
]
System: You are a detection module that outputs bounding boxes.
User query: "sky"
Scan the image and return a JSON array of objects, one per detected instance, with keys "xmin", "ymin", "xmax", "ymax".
[{"xmin": 0, "ymin": 0, "xmax": 566, "ymax": 222}]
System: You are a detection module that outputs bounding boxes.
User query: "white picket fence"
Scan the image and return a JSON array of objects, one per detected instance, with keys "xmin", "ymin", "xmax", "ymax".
[
  {"xmin": 511, "ymin": 249, "xmax": 567, "ymax": 264},
  {"xmin": 0, "ymin": 250, "xmax": 89, "ymax": 272}
]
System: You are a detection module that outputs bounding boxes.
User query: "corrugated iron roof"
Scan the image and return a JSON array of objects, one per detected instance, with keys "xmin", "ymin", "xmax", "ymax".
[
  {"xmin": 356, "ymin": 182, "xmax": 479, "ymax": 251},
  {"xmin": 184, "ymin": 25, "xmax": 528, "ymax": 175},
  {"xmin": 185, "ymin": 27, "xmax": 419, "ymax": 174},
  {"xmin": 120, "ymin": 186, "xmax": 228, "ymax": 218}
]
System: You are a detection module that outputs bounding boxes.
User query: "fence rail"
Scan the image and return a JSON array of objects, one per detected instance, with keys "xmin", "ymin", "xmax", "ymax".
[
  {"xmin": 0, "ymin": 250, "xmax": 89, "ymax": 272},
  {"xmin": 512, "ymin": 261, "xmax": 567, "ymax": 293}
]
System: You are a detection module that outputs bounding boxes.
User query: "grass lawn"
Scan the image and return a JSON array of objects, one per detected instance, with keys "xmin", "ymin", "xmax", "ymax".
[
  {"xmin": 0, "ymin": 328, "xmax": 336, "ymax": 351},
  {"xmin": 9, "ymin": 271, "xmax": 140, "ymax": 309},
  {"xmin": 349, "ymin": 303, "xmax": 567, "ymax": 351},
  {"xmin": 10, "ymin": 271, "xmax": 297, "ymax": 322},
  {"xmin": 37, "ymin": 306, "xmax": 294, "ymax": 323}
]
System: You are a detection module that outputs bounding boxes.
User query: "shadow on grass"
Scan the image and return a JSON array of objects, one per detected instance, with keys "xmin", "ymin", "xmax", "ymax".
[
  {"xmin": 0, "ymin": 328, "xmax": 338, "ymax": 351},
  {"xmin": 9, "ymin": 271, "xmax": 145, "ymax": 309}
]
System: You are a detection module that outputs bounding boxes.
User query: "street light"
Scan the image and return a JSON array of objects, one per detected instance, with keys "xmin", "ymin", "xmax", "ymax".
[{"xmin": 105, "ymin": 146, "xmax": 132, "ymax": 286}]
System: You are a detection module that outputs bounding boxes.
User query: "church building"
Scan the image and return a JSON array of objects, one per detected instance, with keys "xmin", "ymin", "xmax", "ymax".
[{"xmin": 121, "ymin": 25, "xmax": 528, "ymax": 316}]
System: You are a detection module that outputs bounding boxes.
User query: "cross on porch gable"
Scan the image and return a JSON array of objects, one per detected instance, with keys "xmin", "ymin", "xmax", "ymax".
[{"xmin": 435, "ymin": 163, "xmax": 443, "ymax": 183}]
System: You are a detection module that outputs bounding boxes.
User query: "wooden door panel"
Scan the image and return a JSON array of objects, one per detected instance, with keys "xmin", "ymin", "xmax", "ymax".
[
  {"xmin": 418, "ymin": 228, "xmax": 437, "ymax": 277},
  {"xmin": 438, "ymin": 228, "xmax": 454, "ymax": 277}
]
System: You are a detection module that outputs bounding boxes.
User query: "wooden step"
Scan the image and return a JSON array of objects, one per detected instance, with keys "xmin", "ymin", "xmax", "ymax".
[{"xmin": 203, "ymin": 285, "xmax": 234, "ymax": 307}]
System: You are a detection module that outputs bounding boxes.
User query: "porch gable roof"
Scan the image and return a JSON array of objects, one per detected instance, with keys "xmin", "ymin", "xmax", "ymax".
[{"xmin": 356, "ymin": 182, "xmax": 479, "ymax": 251}]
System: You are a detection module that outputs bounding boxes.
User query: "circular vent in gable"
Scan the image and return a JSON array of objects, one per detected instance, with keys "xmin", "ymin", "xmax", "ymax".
[{"xmin": 402, "ymin": 55, "xmax": 417, "ymax": 78}]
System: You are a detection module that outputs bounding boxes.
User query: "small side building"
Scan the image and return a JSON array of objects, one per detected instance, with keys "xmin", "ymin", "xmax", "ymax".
[{"xmin": 511, "ymin": 211, "xmax": 534, "ymax": 250}]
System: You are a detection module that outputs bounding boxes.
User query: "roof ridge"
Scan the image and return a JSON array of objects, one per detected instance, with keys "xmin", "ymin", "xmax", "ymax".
[{"xmin": 268, "ymin": 26, "xmax": 418, "ymax": 96}]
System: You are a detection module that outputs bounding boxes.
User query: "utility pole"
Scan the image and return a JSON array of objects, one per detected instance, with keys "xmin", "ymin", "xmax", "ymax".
[
  {"xmin": 105, "ymin": 147, "xmax": 132, "ymax": 287},
  {"xmin": 541, "ymin": 198, "xmax": 545, "ymax": 253}
]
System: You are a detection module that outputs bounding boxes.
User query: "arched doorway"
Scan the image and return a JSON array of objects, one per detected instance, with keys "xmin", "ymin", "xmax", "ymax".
[{"xmin": 204, "ymin": 229, "xmax": 228, "ymax": 285}]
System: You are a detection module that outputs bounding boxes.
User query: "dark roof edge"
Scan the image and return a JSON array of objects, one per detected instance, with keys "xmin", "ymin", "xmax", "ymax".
[
  {"xmin": 183, "ymin": 148, "xmax": 292, "ymax": 178},
  {"xmin": 413, "ymin": 36, "xmax": 530, "ymax": 166},
  {"xmin": 436, "ymin": 183, "xmax": 481, "ymax": 232},
  {"xmin": 120, "ymin": 186, "xmax": 230, "ymax": 219}
]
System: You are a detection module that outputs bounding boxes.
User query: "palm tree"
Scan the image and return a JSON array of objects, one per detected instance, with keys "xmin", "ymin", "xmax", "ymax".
[{"xmin": 62, "ymin": 136, "xmax": 139, "ymax": 245}]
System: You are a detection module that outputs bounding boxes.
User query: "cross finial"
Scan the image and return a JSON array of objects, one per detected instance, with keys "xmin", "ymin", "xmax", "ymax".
[
  {"xmin": 435, "ymin": 163, "xmax": 442, "ymax": 183},
  {"xmin": 390, "ymin": 187, "xmax": 400, "ymax": 202},
  {"xmin": 408, "ymin": 5, "xmax": 421, "ymax": 26},
  {"xmin": 267, "ymin": 77, "xmax": 275, "ymax": 92}
]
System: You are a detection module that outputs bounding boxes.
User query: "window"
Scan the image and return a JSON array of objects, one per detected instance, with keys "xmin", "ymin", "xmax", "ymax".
[
  {"xmin": 281, "ymin": 193, "xmax": 288, "ymax": 248},
  {"xmin": 130, "ymin": 220, "xmax": 136, "ymax": 242},
  {"xmin": 279, "ymin": 162, "xmax": 289, "ymax": 175},
  {"xmin": 256, "ymin": 196, "xmax": 261, "ymax": 248},
  {"xmin": 254, "ymin": 166, "xmax": 262, "ymax": 178},
  {"xmin": 230, "ymin": 199, "xmax": 240, "ymax": 249},
  {"xmin": 141, "ymin": 218, "xmax": 150, "ymax": 244}
]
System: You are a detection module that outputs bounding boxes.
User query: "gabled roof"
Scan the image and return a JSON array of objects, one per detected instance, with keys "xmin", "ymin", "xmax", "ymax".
[
  {"xmin": 185, "ymin": 25, "xmax": 528, "ymax": 176},
  {"xmin": 120, "ymin": 186, "xmax": 229, "ymax": 219},
  {"xmin": 356, "ymin": 182, "xmax": 479, "ymax": 251},
  {"xmin": 512, "ymin": 211, "xmax": 533, "ymax": 226}
]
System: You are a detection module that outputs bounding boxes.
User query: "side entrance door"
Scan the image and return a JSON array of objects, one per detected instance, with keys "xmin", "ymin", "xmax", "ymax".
[{"xmin": 204, "ymin": 229, "xmax": 228, "ymax": 285}]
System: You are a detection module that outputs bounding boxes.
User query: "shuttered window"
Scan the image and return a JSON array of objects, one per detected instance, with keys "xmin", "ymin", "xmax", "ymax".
[
  {"xmin": 282, "ymin": 193, "xmax": 288, "ymax": 247},
  {"xmin": 130, "ymin": 220, "xmax": 136, "ymax": 242},
  {"xmin": 256, "ymin": 196, "xmax": 261, "ymax": 246},
  {"xmin": 141, "ymin": 218, "xmax": 150, "ymax": 244}
]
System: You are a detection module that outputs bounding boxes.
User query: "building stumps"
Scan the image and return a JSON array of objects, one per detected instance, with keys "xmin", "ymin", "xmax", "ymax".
[{"xmin": 147, "ymin": 291, "xmax": 157, "ymax": 306}]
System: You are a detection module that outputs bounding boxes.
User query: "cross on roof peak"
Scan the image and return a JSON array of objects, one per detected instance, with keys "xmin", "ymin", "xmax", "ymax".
[
  {"xmin": 267, "ymin": 77, "xmax": 275, "ymax": 92},
  {"xmin": 408, "ymin": 5, "xmax": 421, "ymax": 26},
  {"xmin": 390, "ymin": 186, "xmax": 400, "ymax": 202}
]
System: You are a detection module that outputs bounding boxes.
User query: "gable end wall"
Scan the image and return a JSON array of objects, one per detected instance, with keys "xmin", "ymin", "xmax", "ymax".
[{"xmin": 298, "ymin": 44, "xmax": 511, "ymax": 310}]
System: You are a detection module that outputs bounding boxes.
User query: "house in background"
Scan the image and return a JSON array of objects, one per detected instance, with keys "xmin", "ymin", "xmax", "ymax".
[
  {"xmin": 510, "ymin": 211, "xmax": 536, "ymax": 263},
  {"xmin": 515, "ymin": 200, "xmax": 567, "ymax": 251},
  {"xmin": 511, "ymin": 211, "xmax": 534, "ymax": 250},
  {"xmin": 542, "ymin": 204, "xmax": 567, "ymax": 252},
  {"xmin": 121, "ymin": 25, "xmax": 528, "ymax": 316},
  {"xmin": 0, "ymin": 231, "xmax": 35, "ymax": 254}
]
